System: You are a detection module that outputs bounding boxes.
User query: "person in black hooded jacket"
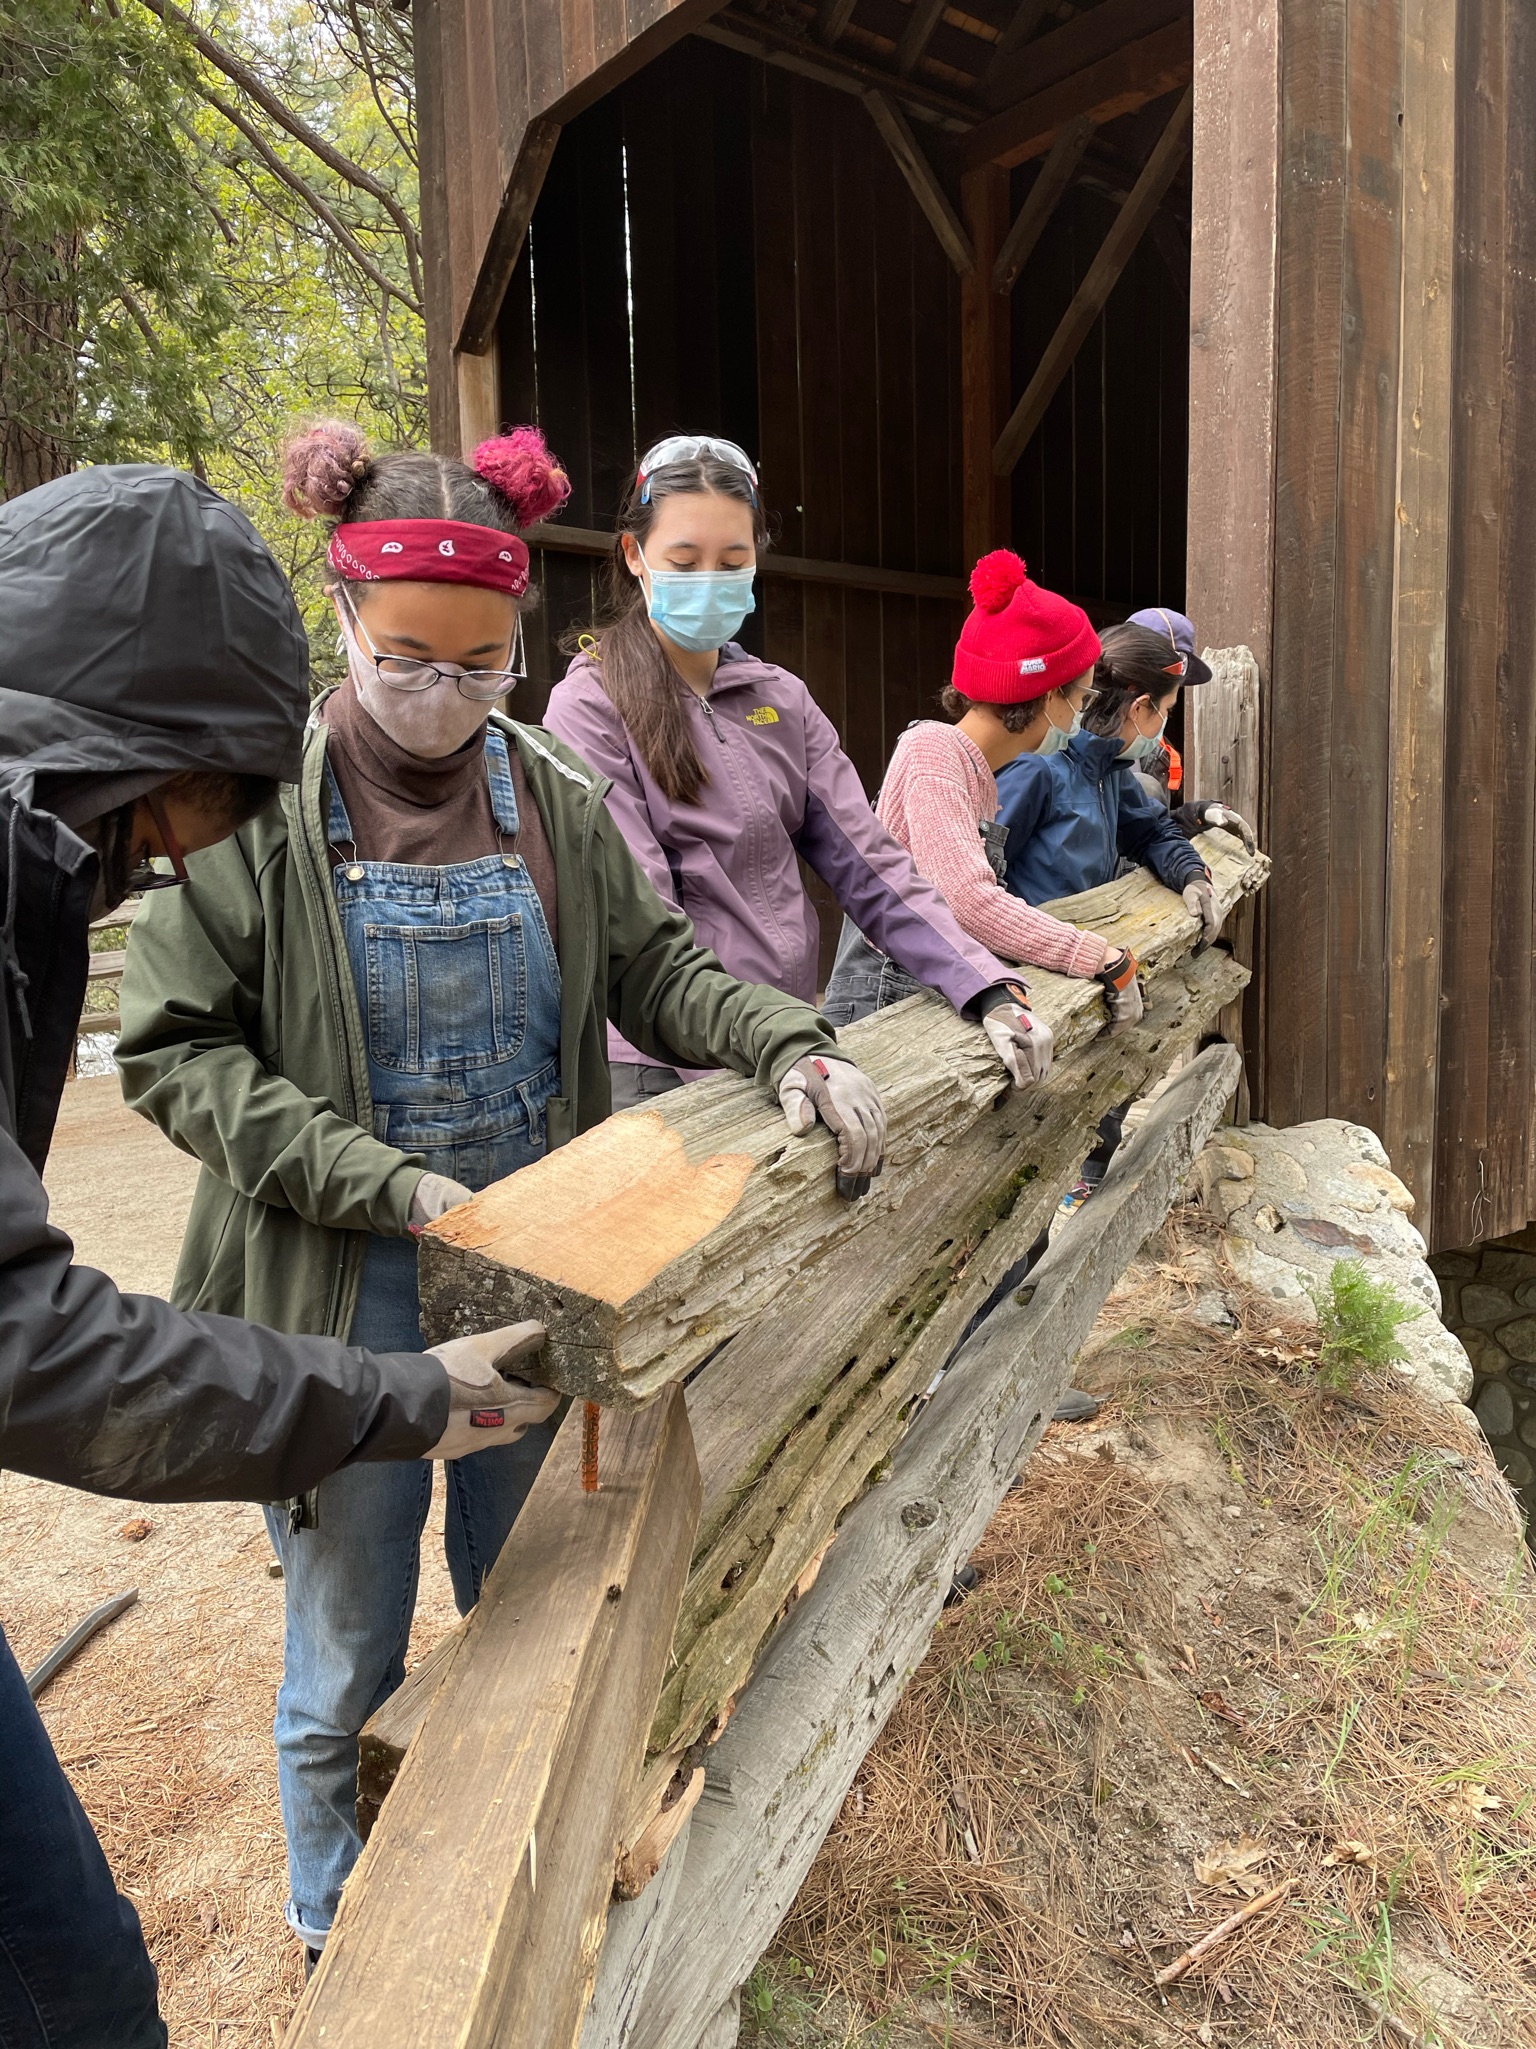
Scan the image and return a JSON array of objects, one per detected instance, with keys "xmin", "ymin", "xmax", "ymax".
[{"xmin": 0, "ymin": 466, "xmax": 558, "ymax": 2047}]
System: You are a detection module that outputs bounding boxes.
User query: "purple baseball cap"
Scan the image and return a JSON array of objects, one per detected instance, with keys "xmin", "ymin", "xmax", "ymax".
[{"xmin": 1126, "ymin": 606, "xmax": 1212, "ymax": 687}]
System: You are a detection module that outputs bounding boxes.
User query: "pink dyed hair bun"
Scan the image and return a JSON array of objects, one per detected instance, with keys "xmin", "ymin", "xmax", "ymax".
[
  {"xmin": 969, "ymin": 549, "xmax": 1029, "ymax": 614},
  {"xmin": 473, "ymin": 426, "xmax": 571, "ymax": 527},
  {"xmin": 283, "ymin": 420, "xmax": 371, "ymax": 518}
]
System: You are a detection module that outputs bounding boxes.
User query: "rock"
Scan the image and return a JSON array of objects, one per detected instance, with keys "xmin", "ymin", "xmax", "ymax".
[
  {"xmin": 1517, "ymin": 1280, "xmax": 1536, "ymax": 1310},
  {"xmin": 1477, "ymin": 1248, "xmax": 1536, "ymax": 1283},
  {"xmin": 1429, "ymin": 1251, "xmax": 1479, "ymax": 1279},
  {"xmin": 1473, "ymin": 1378, "xmax": 1516, "ymax": 1440},
  {"xmin": 1459, "ymin": 1282, "xmax": 1517, "ymax": 1326},
  {"xmin": 1520, "ymin": 1415, "xmax": 1536, "ymax": 1450},
  {"xmin": 1343, "ymin": 1161, "xmax": 1415, "ymax": 1213},
  {"xmin": 1224, "ymin": 1236, "xmax": 1315, "ymax": 1310},
  {"xmin": 1189, "ymin": 1289, "xmax": 1238, "ymax": 1329},
  {"xmin": 1398, "ymin": 1321, "xmax": 1474, "ymax": 1404},
  {"xmin": 1498, "ymin": 1316, "xmax": 1536, "ymax": 1365},
  {"xmin": 1489, "ymin": 1223, "xmax": 1536, "ymax": 1256},
  {"xmin": 1459, "ymin": 1328, "xmax": 1513, "ymax": 1377},
  {"xmin": 1253, "ymin": 1203, "xmax": 1284, "ymax": 1235},
  {"xmin": 1494, "ymin": 1444, "xmax": 1534, "ymax": 1490},
  {"xmin": 1507, "ymin": 1361, "xmax": 1536, "ymax": 1392}
]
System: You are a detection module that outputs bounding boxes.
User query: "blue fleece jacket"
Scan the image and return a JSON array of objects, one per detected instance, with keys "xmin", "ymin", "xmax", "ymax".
[{"xmin": 994, "ymin": 730, "xmax": 1208, "ymax": 907}]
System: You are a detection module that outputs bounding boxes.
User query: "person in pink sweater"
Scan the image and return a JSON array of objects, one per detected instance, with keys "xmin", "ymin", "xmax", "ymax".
[{"xmin": 822, "ymin": 551, "xmax": 1143, "ymax": 1029}]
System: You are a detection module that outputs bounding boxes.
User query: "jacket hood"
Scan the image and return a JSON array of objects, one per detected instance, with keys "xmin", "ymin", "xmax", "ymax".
[{"xmin": 0, "ymin": 465, "xmax": 308, "ymax": 809}]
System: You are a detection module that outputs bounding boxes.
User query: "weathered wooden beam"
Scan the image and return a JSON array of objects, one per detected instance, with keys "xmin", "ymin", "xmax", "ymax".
[
  {"xmin": 961, "ymin": 162, "xmax": 1011, "ymax": 559},
  {"xmin": 698, "ymin": 13, "xmax": 976, "ymax": 129},
  {"xmin": 992, "ymin": 85, "xmax": 1192, "ymax": 474},
  {"xmin": 991, "ymin": 112, "xmax": 1093, "ymax": 293},
  {"xmin": 980, "ymin": 0, "xmax": 1188, "ymax": 112},
  {"xmin": 602, "ymin": 1045, "xmax": 1244, "ymax": 2049},
  {"xmin": 895, "ymin": 0, "xmax": 949, "ymax": 74},
  {"xmin": 1186, "ymin": 648, "xmax": 1261, "ymax": 1114},
  {"xmin": 285, "ymin": 1390, "xmax": 700, "ymax": 2049},
  {"xmin": 816, "ymin": 0, "xmax": 858, "ymax": 43},
  {"xmin": 455, "ymin": 340, "xmax": 500, "ymax": 459},
  {"xmin": 980, "ymin": 0, "xmax": 1050, "ymax": 94},
  {"xmin": 455, "ymin": 117, "xmax": 560, "ymax": 357},
  {"xmin": 954, "ymin": 19, "xmax": 1192, "ymax": 173},
  {"xmin": 418, "ymin": 830, "xmax": 1265, "ymax": 1408},
  {"xmin": 863, "ymin": 90, "xmax": 976, "ymax": 274}
]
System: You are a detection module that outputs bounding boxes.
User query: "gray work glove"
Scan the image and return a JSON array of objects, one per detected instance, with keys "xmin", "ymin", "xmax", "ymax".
[
  {"xmin": 409, "ymin": 1171, "xmax": 474, "ymax": 1229},
  {"xmin": 1181, "ymin": 875, "xmax": 1223, "ymax": 947},
  {"xmin": 1094, "ymin": 946, "xmax": 1145, "ymax": 1031},
  {"xmin": 778, "ymin": 1054, "xmax": 886, "ymax": 1199},
  {"xmin": 1200, "ymin": 803, "xmax": 1257, "ymax": 856},
  {"xmin": 422, "ymin": 1323, "xmax": 559, "ymax": 1461},
  {"xmin": 982, "ymin": 987, "xmax": 1054, "ymax": 1087}
]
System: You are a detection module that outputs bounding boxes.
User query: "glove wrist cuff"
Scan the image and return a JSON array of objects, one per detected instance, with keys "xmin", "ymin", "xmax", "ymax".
[{"xmin": 1094, "ymin": 948, "xmax": 1139, "ymax": 995}]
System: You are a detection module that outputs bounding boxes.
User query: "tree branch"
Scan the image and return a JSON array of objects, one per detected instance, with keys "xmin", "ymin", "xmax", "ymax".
[
  {"xmin": 204, "ymin": 86, "xmax": 423, "ymax": 318},
  {"xmin": 134, "ymin": 0, "xmax": 423, "ymax": 303}
]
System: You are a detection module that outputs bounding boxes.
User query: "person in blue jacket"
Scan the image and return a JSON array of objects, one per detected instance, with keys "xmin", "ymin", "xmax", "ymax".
[{"xmin": 995, "ymin": 619, "xmax": 1222, "ymax": 938}]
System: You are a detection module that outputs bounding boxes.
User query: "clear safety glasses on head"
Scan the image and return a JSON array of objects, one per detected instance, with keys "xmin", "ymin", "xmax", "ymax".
[
  {"xmin": 637, "ymin": 436, "xmax": 759, "ymax": 504},
  {"xmin": 338, "ymin": 588, "xmax": 525, "ymax": 701}
]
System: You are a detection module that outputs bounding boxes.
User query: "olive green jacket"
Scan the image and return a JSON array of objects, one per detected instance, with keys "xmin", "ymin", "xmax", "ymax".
[{"xmin": 117, "ymin": 712, "xmax": 839, "ymax": 1343}]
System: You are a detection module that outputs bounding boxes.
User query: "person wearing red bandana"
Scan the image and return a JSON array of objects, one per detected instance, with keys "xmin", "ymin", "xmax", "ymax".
[{"xmin": 116, "ymin": 420, "xmax": 884, "ymax": 1965}]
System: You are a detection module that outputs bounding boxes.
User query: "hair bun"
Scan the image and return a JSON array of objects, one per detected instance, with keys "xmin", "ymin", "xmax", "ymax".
[
  {"xmin": 473, "ymin": 426, "xmax": 571, "ymax": 526},
  {"xmin": 282, "ymin": 420, "xmax": 370, "ymax": 518},
  {"xmin": 969, "ymin": 549, "xmax": 1029, "ymax": 614}
]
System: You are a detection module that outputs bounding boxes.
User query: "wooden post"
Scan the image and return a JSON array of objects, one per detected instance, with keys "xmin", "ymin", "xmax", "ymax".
[
  {"xmin": 961, "ymin": 163, "xmax": 1010, "ymax": 563},
  {"xmin": 455, "ymin": 341, "xmax": 501, "ymax": 457},
  {"xmin": 992, "ymin": 87, "xmax": 1192, "ymax": 475},
  {"xmin": 1384, "ymin": 0, "xmax": 1455, "ymax": 1236}
]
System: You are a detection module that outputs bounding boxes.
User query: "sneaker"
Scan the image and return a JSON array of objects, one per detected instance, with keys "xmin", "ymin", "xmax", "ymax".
[
  {"xmin": 305, "ymin": 1947, "xmax": 322, "ymax": 1981},
  {"xmin": 944, "ymin": 1564, "xmax": 980, "ymax": 1607}
]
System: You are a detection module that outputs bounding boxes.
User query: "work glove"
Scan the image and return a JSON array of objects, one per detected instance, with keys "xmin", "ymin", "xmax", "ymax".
[
  {"xmin": 982, "ymin": 984, "xmax": 1054, "ymax": 1088},
  {"xmin": 1094, "ymin": 946, "xmax": 1144, "ymax": 1031},
  {"xmin": 779, "ymin": 1054, "xmax": 886, "ymax": 1199},
  {"xmin": 409, "ymin": 1171, "xmax": 474, "ymax": 1229},
  {"xmin": 1176, "ymin": 799, "xmax": 1258, "ymax": 856},
  {"xmin": 1181, "ymin": 875, "xmax": 1223, "ymax": 947},
  {"xmin": 422, "ymin": 1323, "xmax": 559, "ymax": 1461}
]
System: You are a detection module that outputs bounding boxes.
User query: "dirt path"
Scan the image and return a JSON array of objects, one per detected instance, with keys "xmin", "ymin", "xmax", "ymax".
[{"xmin": 0, "ymin": 1076, "xmax": 458, "ymax": 2046}]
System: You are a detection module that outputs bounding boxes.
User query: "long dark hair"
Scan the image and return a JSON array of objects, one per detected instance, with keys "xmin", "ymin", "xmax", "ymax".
[
  {"xmin": 1080, "ymin": 623, "xmax": 1185, "ymax": 738},
  {"xmin": 566, "ymin": 456, "xmax": 767, "ymax": 807}
]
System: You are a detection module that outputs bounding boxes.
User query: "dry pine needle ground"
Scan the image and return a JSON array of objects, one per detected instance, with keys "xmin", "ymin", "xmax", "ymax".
[{"xmin": 748, "ymin": 1224, "xmax": 1536, "ymax": 2049}]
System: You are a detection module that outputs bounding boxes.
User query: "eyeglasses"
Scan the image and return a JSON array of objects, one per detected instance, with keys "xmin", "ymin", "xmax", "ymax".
[
  {"xmin": 340, "ymin": 591, "xmax": 526, "ymax": 701},
  {"xmin": 125, "ymin": 791, "xmax": 191, "ymax": 893},
  {"xmin": 637, "ymin": 436, "xmax": 759, "ymax": 502}
]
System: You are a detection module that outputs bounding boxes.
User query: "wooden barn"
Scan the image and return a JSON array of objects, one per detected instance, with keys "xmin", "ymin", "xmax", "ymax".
[{"xmin": 416, "ymin": 0, "xmax": 1536, "ymax": 1255}]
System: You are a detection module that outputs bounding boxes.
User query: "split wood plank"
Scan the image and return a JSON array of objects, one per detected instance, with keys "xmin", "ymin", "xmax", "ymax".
[
  {"xmin": 863, "ymin": 91, "xmax": 976, "ymax": 275},
  {"xmin": 895, "ymin": 0, "xmax": 948, "ymax": 74},
  {"xmin": 991, "ymin": 114, "xmax": 1092, "ymax": 294},
  {"xmin": 1392, "ymin": 0, "xmax": 1458, "ymax": 1229},
  {"xmin": 418, "ymin": 832, "xmax": 1266, "ymax": 1408},
  {"xmin": 603, "ymin": 1045, "xmax": 1244, "ymax": 2049},
  {"xmin": 992, "ymin": 85, "xmax": 1192, "ymax": 475},
  {"xmin": 285, "ymin": 1388, "xmax": 700, "ymax": 2049},
  {"xmin": 357, "ymin": 942, "xmax": 1255, "ymax": 1821},
  {"xmin": 456, "ymin": 116, "xmax": 561, "ymax": 355},
  {"xmin": 1185, "ymin": 648, "xmax": 1260, "ymax": 1102},
  {"xmin": 954, "ymin": 18, "xmax": 1191, "ymax": 173}
]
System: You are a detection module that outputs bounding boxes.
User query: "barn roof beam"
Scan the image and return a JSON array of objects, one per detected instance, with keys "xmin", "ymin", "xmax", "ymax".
[
  {"xmin": 981, "ymin": 0, "xmax": 1050, "ymax": 93},
  {"xmin": 699, "ymin": 10, "xmax": 975, "ymax": 126},
  {"xmin": 954, "ymin": 15, "xmax": 1192, "ymax": 170},
  {"xmin": 864, "ymin": 89, "xmax": 977, "ymax": 272},
  {"xmin": 894, "ymin": 0, "xmax": 951, "ymax": 75},
  {"xmin": 980, "ymin": 0, "xmax": 1188, "ymax": 111},
  {"xmin": 991, "ymin": 111, "xmax": 1092, "ymax": 292},
  {"xmin": 991, "ymin": 84, "xmax": 1192, "ymax": 473}
]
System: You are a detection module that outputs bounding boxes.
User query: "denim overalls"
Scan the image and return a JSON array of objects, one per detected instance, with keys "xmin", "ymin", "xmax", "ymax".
[{"xmin": 264, "ymin": 725, "xmax": 565, "ymax": 1954}]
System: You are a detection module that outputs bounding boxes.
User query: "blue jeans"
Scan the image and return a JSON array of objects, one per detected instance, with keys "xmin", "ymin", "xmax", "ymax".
[
  {"xmin": 263, "ymin": 1236, "xmax": 558, "ymax": 1948},
  {"xmin": 821, "ymin": 916, "xmax": 922, "ymax": 1027},
  {"xmin": 0, "ymin": 1623, "xmax": 165, "ymax": 2047}
]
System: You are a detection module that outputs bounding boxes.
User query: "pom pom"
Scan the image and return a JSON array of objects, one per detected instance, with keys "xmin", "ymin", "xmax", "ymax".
[
  {"xmin": 282, "ymin": 420, "xmax": 370, "ymax": 519},
  {"xmin": 969, "ymin": 549, "xmax": 1028, "ymax": 614},
  {"xmin": 473, "ymin": 426, "xmax": 571, "ymax": 527}
]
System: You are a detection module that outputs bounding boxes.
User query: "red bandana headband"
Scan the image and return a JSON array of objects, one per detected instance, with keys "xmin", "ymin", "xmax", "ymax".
[{"xmin": 327, "ymin": 519, "xmax": 530, "ymax": 597}]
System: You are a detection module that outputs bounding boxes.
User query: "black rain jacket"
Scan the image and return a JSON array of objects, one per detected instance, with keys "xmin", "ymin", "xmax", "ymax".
[{"xmin": 0, "ymin": 467, "xmax": 447, "ymax": 1501}]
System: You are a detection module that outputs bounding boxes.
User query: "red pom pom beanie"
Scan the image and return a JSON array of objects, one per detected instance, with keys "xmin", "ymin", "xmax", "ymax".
[{"xmin": 952, "ymin": 550, "xmax": 1101, "ymax": 704}]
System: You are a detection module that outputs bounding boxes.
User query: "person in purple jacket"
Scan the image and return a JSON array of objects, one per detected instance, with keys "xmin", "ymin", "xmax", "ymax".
[{"xmin": 543, "ymin": 434, "xmax": 1053, "ymax": 1106}]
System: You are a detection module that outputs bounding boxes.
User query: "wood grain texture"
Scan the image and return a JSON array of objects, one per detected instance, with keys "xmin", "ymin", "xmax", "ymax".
[
  {"xmin": 961, "ymin": 163, "xmax": 1011, "ymax": 560},
  {"xmin": 864, "ymin": 90, "xmax": 976, "ymax": 274},
  {"xmin": 992, "ymin": 87, "xmax": 1192, "ymax": 473},
  {"xmin": 285, "ymin": 1390, "xmax": 700, "ymax": 2049},
  {"xmin": 1383, "ymin": 0, "xmax": 1454, "ymax": 1234},
  {"xmin": 609, "ymin": 1046, "xmax": 1243, "ymax": 2049},
  {"xmin": 418, "ymin": 835, "xmax": 1267, "ymax": 1405},
  {"xmin": 895, "ymin": 0, "xmax": 949, "ymax": 74},
  {"xmin": 980, "ymin": 0, "xmax": 1189, "ymax": 113},
  {"xmin": 991, "ymin": 114, "xmax": 1092, "ymax": 293},
  {"xmin": 954, "ymin": 19, "xmax": 1193, "ymax": 172}
]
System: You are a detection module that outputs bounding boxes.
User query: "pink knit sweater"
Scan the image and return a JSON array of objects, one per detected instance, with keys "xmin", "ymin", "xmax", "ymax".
[{"xmin": 875, "ymin": 723, "xmax": 1110, "ymax": 977}]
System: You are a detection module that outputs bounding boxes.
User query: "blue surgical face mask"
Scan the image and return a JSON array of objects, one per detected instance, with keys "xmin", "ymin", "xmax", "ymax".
[
  {"xmin": 640, "ymin": 548, "xmax": 756, "ymax": 653},
  {"xmin": 1036, "ymin": 696, "xmax": 1082, "ymax": 757},
  {"xmin": 1119, "ymin": 710, "xmax": 1167, "ymax": 763}
]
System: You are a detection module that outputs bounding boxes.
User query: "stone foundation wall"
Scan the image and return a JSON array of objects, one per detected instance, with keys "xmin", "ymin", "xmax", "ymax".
[{"xmin": 1429, "ymin": 1231, "xmax": 1536, "ymax": 1522}]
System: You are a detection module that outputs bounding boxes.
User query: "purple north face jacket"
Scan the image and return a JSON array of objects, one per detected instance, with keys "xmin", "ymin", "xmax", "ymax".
[{"xmin": 544, "ymin": 647, "xmax": 1010, "ymax": 1066}]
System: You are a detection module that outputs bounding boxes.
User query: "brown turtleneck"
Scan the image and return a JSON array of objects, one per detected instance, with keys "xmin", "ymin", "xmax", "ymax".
[{"xmin": 321, "ymin": 687, "xmax": 558, "ymax": 947}]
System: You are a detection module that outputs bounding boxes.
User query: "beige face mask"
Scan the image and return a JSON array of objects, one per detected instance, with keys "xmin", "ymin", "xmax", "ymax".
[{"xmin": 338, "ymin": 603, "xmax": 497, "ymax": 760}]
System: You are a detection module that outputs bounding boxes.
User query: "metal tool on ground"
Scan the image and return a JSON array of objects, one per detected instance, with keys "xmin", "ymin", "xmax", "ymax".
[{"xmin": 26, "ymin": 1589, "xmax": 139, "ymax": 1700}]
